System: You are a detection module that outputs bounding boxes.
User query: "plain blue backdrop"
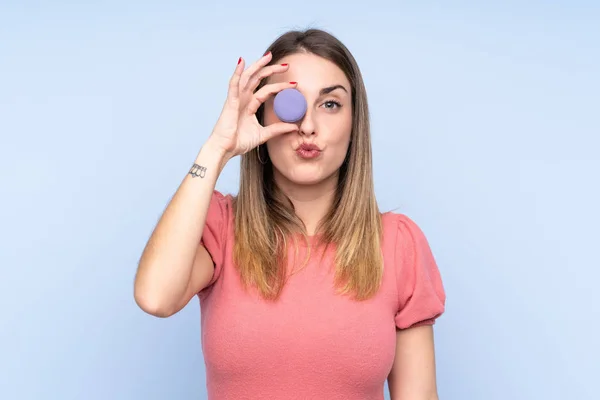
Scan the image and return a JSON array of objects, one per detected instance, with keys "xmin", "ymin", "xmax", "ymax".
[{"xmin": 1, "ymin": 1, "xmax": 598, "ymax": 399}]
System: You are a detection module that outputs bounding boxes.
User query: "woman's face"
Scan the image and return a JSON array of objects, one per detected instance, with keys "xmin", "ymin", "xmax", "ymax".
[{"xmin": 263, "ymin": 52, "xmax": 353, "ymax": 187}]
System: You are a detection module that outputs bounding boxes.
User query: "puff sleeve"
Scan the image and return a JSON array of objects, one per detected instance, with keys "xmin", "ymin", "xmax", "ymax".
[
  {"xmin": 199, "ymin": 190, "xmax": 232, "ymax": 288},
  {"xmin": 393, "ymin": 214, "xmax": 446, "ymax": 329}
]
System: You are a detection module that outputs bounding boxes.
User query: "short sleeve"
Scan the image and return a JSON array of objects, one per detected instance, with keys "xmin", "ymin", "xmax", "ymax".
[
  {"xmin": 393, "ymin": 214, "xmax": 446, "ymax": 329},
  {"xmin": 199, "ymin": 190, "xmax": 232, "ymax": 288}
]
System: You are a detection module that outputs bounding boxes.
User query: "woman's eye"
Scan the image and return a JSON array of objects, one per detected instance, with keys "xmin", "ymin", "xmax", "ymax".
[{"xmin": 323, "ymin": 100, "xmax": 341, "ymax": 109}]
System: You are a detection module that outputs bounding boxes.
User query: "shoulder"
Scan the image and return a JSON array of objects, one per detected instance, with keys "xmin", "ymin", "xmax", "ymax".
[
  {"xmin": 206, "ymin": 190, "xmax": 235, "ymax": 223},
  {"xmin": 380, "ymin": 210, "xmax": 438, "ymax": 270},
  {"xmin": 381, "ymin": 211, "xmax": 431, "ymax": 251},
  {"xmin": 202, "ymin": 190, "xmax": 235, "ymax": 253},
  {"xmin": 210, "ymin": 189, "xmax": 235, "ymax": 208}
]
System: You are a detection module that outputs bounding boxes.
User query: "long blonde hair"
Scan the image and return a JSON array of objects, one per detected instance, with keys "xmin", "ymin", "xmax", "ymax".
[{"xmin": 233, "ymin": 29, "xmax": 383, "ymax": 301}]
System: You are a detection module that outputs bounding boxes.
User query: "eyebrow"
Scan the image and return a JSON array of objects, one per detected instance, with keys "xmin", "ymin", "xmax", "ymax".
[{"xmin": 319, "ymin": 84, "xmax": 348, "ymax": 95}]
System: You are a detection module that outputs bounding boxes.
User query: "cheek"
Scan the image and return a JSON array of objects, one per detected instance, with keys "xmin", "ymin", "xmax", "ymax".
[
  {"xmin": 265, "ymin": 135, "xmax": 286, "ymax": 159},
  {"xmin": 330, "ymin": 117, "xmax": 353, "ymax": 149},
  {"xmin": 328, "ymin": 122, "xmax": 353, "ymax": 166},
  {"xmin": 334, "ymin": 135, "xmax": 352, "ymax": 164},
  {"xmin": 262, "ymin": 100, "xmax": 277, "ymax": 125}
]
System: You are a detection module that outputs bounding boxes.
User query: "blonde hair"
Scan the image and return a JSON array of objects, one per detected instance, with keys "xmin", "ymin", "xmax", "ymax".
[{"xmin": 233, "ymin": 29, "xmax": 383, "ymax": 301}]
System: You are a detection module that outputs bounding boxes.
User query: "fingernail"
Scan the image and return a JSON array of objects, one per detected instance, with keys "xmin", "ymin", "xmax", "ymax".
[
  {"xmin": 264, "ymin": 51, "xmax": 271, "ymax": 56},
  {"xmin": 281, "ymin": 63, "xmax": 288, "ymax": 66},
  {"xmin": 289, "ymin": 81, "xmax": 297, "ymax": 84},
  {"xmin": 237, "ymin": 57, "xmax": 242, "ymax": 65}
]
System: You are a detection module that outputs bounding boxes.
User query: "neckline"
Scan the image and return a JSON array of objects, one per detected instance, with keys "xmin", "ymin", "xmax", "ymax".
[{"xmin": 291, "ymin": 232, "xmax": 322, "ymax": 248}]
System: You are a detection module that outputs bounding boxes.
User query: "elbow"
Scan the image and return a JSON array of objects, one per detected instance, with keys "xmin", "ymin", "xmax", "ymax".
[
  {"xmin": 391, "ymin": 395, "xmax": 438, "ymax": 400},
  {"xmin": 425, "ymin": 390, "xmax": 439, "ymax": 400},
  {"xmin": 389, "ymin": 396, "xmax": 438, "ymax": 400},
  {"xmin": 133, "ymin": 281, "xmax": 178, "ymax": 318}
]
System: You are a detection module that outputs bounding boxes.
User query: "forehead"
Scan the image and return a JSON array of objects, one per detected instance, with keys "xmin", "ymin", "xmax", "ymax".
[{"xmin": 269, "ymin": 52, "xmax": 350, "ymax": 92}]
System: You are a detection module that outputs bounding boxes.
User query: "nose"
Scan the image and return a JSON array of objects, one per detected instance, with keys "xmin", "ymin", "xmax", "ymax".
[{"xmin": 298, "ymin": 109, "xmax": 316, "ymax": 136}]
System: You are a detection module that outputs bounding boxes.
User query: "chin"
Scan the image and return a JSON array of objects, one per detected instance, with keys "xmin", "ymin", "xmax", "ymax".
[
  {"xmin": 277, "ymin": 165, "xmax": 335, "ymax": 187},
  {"xmin": 291, "ymin": 176, "xmax": 325, "ymax": 186}
]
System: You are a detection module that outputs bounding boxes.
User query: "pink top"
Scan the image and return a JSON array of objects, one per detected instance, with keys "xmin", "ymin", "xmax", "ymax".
[{"xmin": 197, "ymin": 191, "xmax": 446, "ymax": 399}]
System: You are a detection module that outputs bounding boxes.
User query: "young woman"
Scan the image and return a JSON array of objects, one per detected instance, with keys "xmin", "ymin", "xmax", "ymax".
[{"xmin": 134, "ymin": 29, "xmax": 446, "ymax": 400}]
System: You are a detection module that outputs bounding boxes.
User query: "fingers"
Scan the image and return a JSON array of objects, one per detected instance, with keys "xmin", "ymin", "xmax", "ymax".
[
  {"xmin": 261, "ymin": 122, "xmax": 299, "ymax": 143},
  {"xmin": 227, "ymin": 57, "xmax": 245, "ymax": 102},
  {"xmin": 245, "ymin": 63, "xmax": 289, "ymax": 92},
  {"xmin": 239, "ymin": 51, "xmax": 272, "ymax": 90},
  {"xmin": 246, "ymin": 81, "xmax": 298, "ymax": 115}
]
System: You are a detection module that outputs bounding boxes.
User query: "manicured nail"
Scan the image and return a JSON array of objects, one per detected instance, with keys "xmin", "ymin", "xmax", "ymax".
[
  {"xmin": 237, "ymin": 57, "xmax": 242, "ymax": 65},
  {"xmin": 264, "ymin": 51, "xmax": 271, "ymax": 56},
  {"xmin": 281, "ymin": 63, "xmax": 288, "ymax": 66},
  {"xmin": 289, "ymin": 81, "xmax": 297, "ymax": 84}
]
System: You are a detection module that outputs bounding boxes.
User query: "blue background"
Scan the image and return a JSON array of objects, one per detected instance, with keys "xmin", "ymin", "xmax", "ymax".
[{"xmin": 1, "ymin": 1, "xmax": 598, "ymax": 399}]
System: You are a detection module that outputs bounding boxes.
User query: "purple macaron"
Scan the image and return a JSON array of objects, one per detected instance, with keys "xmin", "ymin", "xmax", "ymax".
[{"xmin": 273, "ymin": 88, "xmax": 307, "ymax": 123}]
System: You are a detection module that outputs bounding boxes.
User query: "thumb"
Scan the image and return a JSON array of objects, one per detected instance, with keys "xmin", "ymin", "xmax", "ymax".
[{"xmin": 261, "ymin": 122, "xmax": 299, "ymax": 144}]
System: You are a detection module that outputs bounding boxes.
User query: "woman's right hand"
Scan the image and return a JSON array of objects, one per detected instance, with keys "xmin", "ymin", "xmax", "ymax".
[{"xmin": 208, "ymin": 52, "xmax": 299, "ymax": 160}]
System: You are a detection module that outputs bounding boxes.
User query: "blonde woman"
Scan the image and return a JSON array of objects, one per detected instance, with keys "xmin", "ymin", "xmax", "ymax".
[{"xmin": 134, "ymin": 29, "xmax": 446, "ymax": 400}]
